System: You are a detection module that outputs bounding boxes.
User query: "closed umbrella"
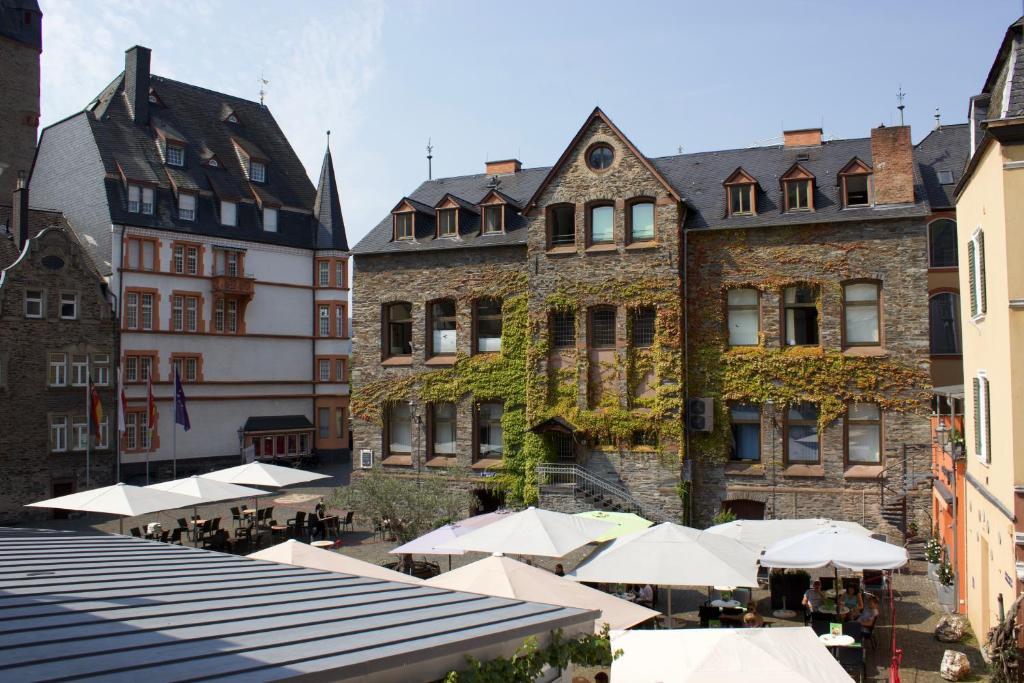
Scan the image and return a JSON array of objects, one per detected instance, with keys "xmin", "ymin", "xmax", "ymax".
[
  {"xmin": 439, "ymin": 507, "xmax": 613, "ymax": 558},
  {"xmin": 425, "ymin": 554, "xmax": 659, "ymax": 632},
  {"xmin": 26, "ymin": 483, "xmax": 197, "ymax": 534},
  {"xmin": 567, "ymin": 523, "xmax": 761, "ymax": 626},
  {"xmin": 147, "ymin": 476, "xmax": 272, "ymax": 545},
  {"xmin": 249, "ymin": 539, "xmax": 421, "ymax": 584},
  {"xmin": 610, "ymin": 627, "xmax": 854, "ymax": 682},
  {"xmin": 575, "ymin": 511, "xmax": 653, "ymax": 542}
]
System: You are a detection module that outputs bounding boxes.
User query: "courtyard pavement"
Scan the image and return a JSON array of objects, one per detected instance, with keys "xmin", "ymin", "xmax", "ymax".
[{"xmin": 21, "ymin": 459, "xmax": 990, "ymax": 682}]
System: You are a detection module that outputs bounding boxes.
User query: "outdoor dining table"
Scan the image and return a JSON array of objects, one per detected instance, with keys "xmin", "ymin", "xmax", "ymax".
[
  {"xmin": 710, "ymin": 599, "xmax": 743, "ymax": 609},
  {"xmin": 614, "ymin": 592, "xmax": 636, "ymax": 603},
  {"xmin": 311, "ymin": 540, "xmax": 335, "ymax": 549}
]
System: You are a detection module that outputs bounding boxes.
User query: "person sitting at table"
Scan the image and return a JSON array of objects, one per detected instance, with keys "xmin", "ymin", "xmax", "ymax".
[
  {"xmin": 802, "ymin": 580, "xmax": 825, "ymax": 622},
  {"xmin": 858, "ymin": 594, "xmax": 880, "ymax": 629},
  {"xmin": 841, "ymin": 583, "xmax": 863, "ymax": 620},
  {"xmin": 311, "ymin": 498, "xmax": 327, "ymax": 539},
  {"xmin": 637, "ymin": 584, "xmax": 654, "ymax": 608},
  {"xmin": 743, "ymin": 610, "xmax": 764, "ymax": 628}
]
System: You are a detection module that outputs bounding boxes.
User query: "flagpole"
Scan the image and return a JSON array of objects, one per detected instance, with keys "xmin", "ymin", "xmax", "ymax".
[
  {"xmin": 172, "ymin": 370, "xmax": 178, "ymax": 480},
  {"xmin": 85, "ymin": 356, "xmax": 91, "ymax": 489}
]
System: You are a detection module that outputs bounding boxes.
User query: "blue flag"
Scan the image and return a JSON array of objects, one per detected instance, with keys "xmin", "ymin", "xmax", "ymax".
[{"xmin": 174, "ymin": 367, "xmax": 191, "ymax": 431}]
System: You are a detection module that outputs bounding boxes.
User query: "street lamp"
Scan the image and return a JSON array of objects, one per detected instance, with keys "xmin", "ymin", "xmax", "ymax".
[{"xmin": 935, "ymin": 420, "xmax": 950, "ymax": 451}]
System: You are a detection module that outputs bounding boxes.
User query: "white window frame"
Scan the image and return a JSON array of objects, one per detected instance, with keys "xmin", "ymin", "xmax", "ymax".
[
  {"xmin": 50, "ymin": 416, "xmax": 67, "ymax": 452},
  {"xmin": 214, "ymin": 299, "xmax": 225, "ymax": 333},
  {"xmin": 335, "ymin": 305, "xmax": 345, "ymax": 339},
  {"xmin": 319, "ymin": 305, "xmax": 330, "ymax": 337},
  {"xmin": 97, "ymin": 417, "xmax": 109, "ymax": 449},
  {"xmin": 263, "ymin": 207, "xmax": 278, "ymax": 232},
  {"xmin": 71, "ymin": 354, "xmax": 89, "ymax": 387},
  {"xmin": 178, "ymin": 193, "xmax": 196, "ymax": 221},
  {"xmin": 125, "ymin": 355, "xmax": 138, "ymax": 383},
  {"xmin": 125, "ymin": 292, "xmax": 139, "ymax": 329},
  {"xmin": 318, "ymin": 261, "xmax": 330, "ymax": 287},
  {"xmin": 128, "ymin": 184, "xmax": 141, "ymax": 213},
  {"xmin": 25, "ymin": 289, "xmax": 44, "ymax": 318},
  {"xmin": 226, "ymin": 299, "xmax": 238, "ymax": 333},
  {"xmin": 335, "ymin": 261, "xmax": 345, "ymax": 288},
  {"xmin": 172, "ymin": 295, "xmax": 184, "ymax": 331},
  {"xmin": 969, "ymin": 227, "xmax": 986, "ymax": 321},
  {"xmin": 49, "ymin": 353, "xmax": 67, "ymax": 387},
  {"xmin": 59, "ymin": 292, "xmax": 77, "ymax": 320},
  {"xmin": 186, "ymin": 296, "xmax": 198, "ymax": 332},
  {"xmin": 72, "ymin": 416, "xmax": 88, "ymax": 451},
  {"xmin": 141, "ymin": 293, "xmax": 154, "ymax": 330},
  {"xmin": 166, "ymin": 144, "xmax": 185, "ymax": 167},
  {"xmin": 220, "ymin": 200, "xmax": 237, "ymax": 227},
  {"xmin": 141, "ymin": 187, "xmax": 154, "ymax": 215},
  {"xmin": 93, "ymin": 354, "xmax": 110, "ymax": 386},
  {"xmin": 976, "ymin": 370, "xmax": 990, "ymax": 464},
  {"xmin": 250, "ymin": 161, "xmax": 266, "ymax": 182},
  {"xmin": 173, "ymin": 245, "xmax": 185, "ymax": 274},
  {"xmin": 319, "ymin": 359, "xmax": 331, "ymax": 382},
  {"xmin": 186, "ymin": 246, "xmax": 198, "ymax": 275}
]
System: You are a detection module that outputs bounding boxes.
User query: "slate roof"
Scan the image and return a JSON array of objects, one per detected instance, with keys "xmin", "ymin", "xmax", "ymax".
[
  {"xmin": 353, "ymin": 166, "xmax": 549, "ymax": 254},
  {"xmin": 914, "ymin": 124, "xmax": 970, "ymax": 209},
  {"xmin": 242, "ymin": 415, "xmax": 315, "ymax": 433},
  {"xmin": 0, "ymin": 205, "xmax": 70, "ymax": 270},
  {"xmin": 31, "ymin": 56, "xmax": 349, "ymax": 271},
  {"xmin": 355, "ymin": 128, "xmax": 966, "ymax": 255},
  {"xmin": 0, "ymin": 527, "xmax": 595, "ymax": 683},
  {"xmin": 313, "ymin": 147, "xmax": 348, "ymax": 250},
  {"xmin": 981, "ymin": 17, "xmax": 1024, "ymax": 120}
]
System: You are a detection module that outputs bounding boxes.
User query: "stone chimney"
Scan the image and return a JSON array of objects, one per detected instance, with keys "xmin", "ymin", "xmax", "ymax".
[
  {"xmin": 783, "ymin": 128, "xmax": 822, "ymax": 147},
  {"xmin": 12, "ymin": 171, "xmax": 29, "ymax": 251},
  {"xmin": 124, "ymin": 45, "xmax": 151, "ymax": 125},
  {"xmin": 870, "ymin": 125, "xmax": 915, "ymax": 205},
  {"xmin": 485, "ymin": 159, "xmax": 522, "ymax": 175}
]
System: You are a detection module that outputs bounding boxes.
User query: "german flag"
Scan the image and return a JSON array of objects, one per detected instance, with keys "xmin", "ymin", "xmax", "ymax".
[{"xmin": 89, "ymin": 379, "xmax": 103, "ymax": 435}]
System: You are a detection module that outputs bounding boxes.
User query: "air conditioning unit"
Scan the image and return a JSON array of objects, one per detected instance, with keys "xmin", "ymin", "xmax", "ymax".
[
  {"xmin": 358, "ymin": 449, "xmax": 374, "ymax": 469},
  {"xmin": 686, "ymin": 398, "xmax": 714, "ymax": 433}
]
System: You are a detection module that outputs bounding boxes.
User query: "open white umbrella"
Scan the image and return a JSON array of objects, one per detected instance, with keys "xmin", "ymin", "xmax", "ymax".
[
  {"xmin": 610, "ymin": 627, "xmax": 854, "ymax": 682},
  {"xmin": 200, "ymin": 462, "xmax": 329, "ymax": 488},
  {"xmin": 425, "ymin": 554, "xmax": 659, "ymax": 632},
  {"xmin": 390, "ymin": 510, "xmax": 514, "ymax": 556},
  {"xmin": 567, "ymin": 523, "xmax": 761, "ymax": 626},
  {"xmin": 760, "ymin": 524, "xmax": 908, "ymax": 571},
  {"xmin": 249, "ymin": 539, "xmax": 421, "ymax": 584},
  {"xmin": 439, "ymin": 507, "xmax": 613, "ymax": 557},
  {"xmin": 148, "ymin": 476, "xmax": 273, "ymax": 545},
  {"xmin": 707, "ymin": 518, "xmax": 872, "ymax": 552},
  {"xmin": 26, "ymin": 483, "xmax": 197, "ymax": 534}
]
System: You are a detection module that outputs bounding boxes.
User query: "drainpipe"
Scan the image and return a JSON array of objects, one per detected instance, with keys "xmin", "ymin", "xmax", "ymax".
[
  {"xmin": 950, "ymin": 396, "xmax": 960, "ymax": 612},
  {"xmin": 680, "ymin": 206, "xmax": 691, "ymax": 526},
  {"xmin": 116, "ymin": 224, "xmax": 126, "ymax": 483}
]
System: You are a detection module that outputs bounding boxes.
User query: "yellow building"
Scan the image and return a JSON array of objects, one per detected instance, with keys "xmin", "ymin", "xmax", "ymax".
[{"xmin": 955, "ymin": 16, "xmax": 1024, "ymax": 644}]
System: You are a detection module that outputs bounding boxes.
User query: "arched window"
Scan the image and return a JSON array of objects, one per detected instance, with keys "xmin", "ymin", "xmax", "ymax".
[
  {"xmin": 590, "ymin": 307, "xmax": 616, "ymax": 348},
  {"xmin": 929, "ymin": 219, "xmax": 958, "ymax": 268},
  {"xmin": 428, "ymin": 299, "xmax": 457, "ymax": 356},
  {"xmin": 929, "ymin": 292, "xmax": 962, "ymax": 355}
]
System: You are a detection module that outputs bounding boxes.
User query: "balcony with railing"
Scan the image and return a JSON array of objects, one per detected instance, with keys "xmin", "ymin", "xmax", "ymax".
[{"xmin": 211, "ymin": 268, "xmax": 256, "ymax": 299}]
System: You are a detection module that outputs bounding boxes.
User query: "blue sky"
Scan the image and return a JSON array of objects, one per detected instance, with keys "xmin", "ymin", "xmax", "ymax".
[{"xmin": 39, "ymin": 0, "xmax": 1021, "ymax": 247}]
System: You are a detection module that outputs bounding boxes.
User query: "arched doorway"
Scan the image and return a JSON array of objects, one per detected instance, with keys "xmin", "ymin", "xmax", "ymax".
[{"xmin": 721, "ymin": 499, "xmax": 765, "ymax": 520}]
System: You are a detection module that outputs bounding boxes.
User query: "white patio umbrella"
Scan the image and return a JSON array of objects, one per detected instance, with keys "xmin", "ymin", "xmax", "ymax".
[
  {"xmin": 26, "ymin": 483, "xmax": 197, "ymax": 534},
  {"xmin": 201, "ymin": 462, "xmax": 330, "ymax": 539},
  {"xmin": 390, "ymin": 510, "xmax": 513, "ymax": 570},
  {"xmin": 760, "ymin": 524, "xmax": 908, "ymax": 571},
  {"xmin": 439, "ymin": 507, "xmax": 613, "ymax": 558},
  {"xmin": 610, "ymin": 627, "xmax": 854, "ymax": 682},
  {"xmin": 567, "ymin": 523, "xmax": 761, "ymax": 626},
  {"xmin": 147, "ymin": 476, "xmax": 273, "ymax": 545},
  {"xmin": 249, "ymin": 539, "xmax": 421, "ymax": 584},
  {"xmin": 425, "ymin": 554, "xmax": 659, "ymax": 632},
  {"xmin": 707, "ymin": 518, "xmax": 872, "ymax": 552}
]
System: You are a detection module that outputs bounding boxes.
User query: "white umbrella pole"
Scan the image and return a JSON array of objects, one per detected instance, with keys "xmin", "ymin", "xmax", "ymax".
[{"xmin": 119, "ymin": 517, "xmax": 124, "ymax": 535}]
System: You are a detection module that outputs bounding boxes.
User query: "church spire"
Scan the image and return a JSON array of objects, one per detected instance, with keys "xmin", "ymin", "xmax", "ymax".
[{"xmin": 313, "ymin": 131, "xmax": 348, "ymax": 250}]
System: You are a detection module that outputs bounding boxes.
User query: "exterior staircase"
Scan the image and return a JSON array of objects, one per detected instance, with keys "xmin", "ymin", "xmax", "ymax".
[
  {"xmin": 536, "ymin": 463, "xmax": 672, "ymax": 523},
  {"xmin": 878, "ymin": 443, "xmax": 933, "ymax": 550}
]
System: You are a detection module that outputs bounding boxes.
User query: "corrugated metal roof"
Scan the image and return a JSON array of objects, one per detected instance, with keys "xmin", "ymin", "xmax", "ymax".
[{"xmin": 0, "ymin": 528, "xmax": 595, "ymax": 682}]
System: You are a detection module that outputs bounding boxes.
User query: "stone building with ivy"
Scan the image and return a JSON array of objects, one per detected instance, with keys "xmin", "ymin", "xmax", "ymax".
[{"xmin": 351, "ymin": 108, "xmax": 967, "ymax": 534}]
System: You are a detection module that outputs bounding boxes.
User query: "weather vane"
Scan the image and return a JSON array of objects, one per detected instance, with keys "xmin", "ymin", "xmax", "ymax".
[{"xmin": 258, "ymin": 72, "xmax": 269, "ymax": 106}]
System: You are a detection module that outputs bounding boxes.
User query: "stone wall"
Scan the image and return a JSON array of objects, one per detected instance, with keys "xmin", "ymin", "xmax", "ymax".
[
  {"xmin": 686, "ymin": 218, "xmax": 932, "ymax": 533},
  {"xmin": 0, "ymin": 36, "xmax": 40, "ymax": 199},
  {"xmin": 0, "ymin": 226, "xmax": 117, "ymax": 523}
]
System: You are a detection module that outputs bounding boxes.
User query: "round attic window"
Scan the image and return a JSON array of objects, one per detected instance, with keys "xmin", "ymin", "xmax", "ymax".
[
  {"xmin": 587, "ymin": 143, "xmax": 614, "ymax": 171},
  {"xmin": 42, "ymin": 255, "xmax": 65, "ymax": 271}
]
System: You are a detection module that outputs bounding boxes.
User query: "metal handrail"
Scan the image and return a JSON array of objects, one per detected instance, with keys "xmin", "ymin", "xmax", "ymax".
[{"xmin": 536, "ymin": 463, "xmax": 671, "ymax": 522}]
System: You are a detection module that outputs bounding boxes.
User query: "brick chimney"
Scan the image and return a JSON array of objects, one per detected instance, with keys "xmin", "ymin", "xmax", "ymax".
[
  {"xmin": 485, "ymin": 159, "xmax": 522, "ymax": 175},
  {"xmin": 783, "ymin": 128, "xmax": 822, "ymax": 147},
  {"xmin": 870, "ymin": 125, "xmax": 914, "ymax": 205},
  {"xmin": 124, "ymin": 45, "xmax": 151, "ymax": 125},
  {"xmin": 12, "ymin": 171, "xmax": 29, "ymax": 251}
]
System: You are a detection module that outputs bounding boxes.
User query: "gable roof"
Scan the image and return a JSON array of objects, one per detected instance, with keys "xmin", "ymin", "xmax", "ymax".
[
  {"xmin": 914, "ymin": 124, "xmax": 970, "ymax": 209},
  {"xmin": 0, "ymin": 205, "xmax": 70, "ymax": 270},
  {"xmin": 980, "ymin": 17, "xmax": 1024, "ymax": 119},
  {"xmin": 0, "ymin": 527, "xmax": 595, "ymax": 682},
  {"xmin": 521, "ymin": 107, "xmax": 681, "ymax": 214}
]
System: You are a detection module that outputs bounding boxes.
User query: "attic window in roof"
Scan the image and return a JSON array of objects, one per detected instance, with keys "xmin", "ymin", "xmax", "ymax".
[
  {"xmin": 250, "ymin": 160, "xmax": 266, "ymax": 183},
  {"xmin": 166, "ymin": 144, "xmax": 185, "ymax": 167},
  {"xmin": 128, "ymin": 185, "xmax": 154, "ymax": 215},
  {"xmin": 178, "ymin": 194, "xmax": 196, "ymax": 221},
  {"xmin": 394, "ymin": 212, "xmax": 414, "ymax": 241},
  {"xmin": 483, "ymin": 205, "xmax": 503, "ymax": 234},
  {"xmin": 208, "ymin": 158, "xmax": 219, "ymax": 168},
  {"xmin": 226, "ymin": 114, "xmax": 238, "ymax": 123},
  {"xmin": 786, "ymin": 180, "xmax": 811, "ymax": 211},
  {"xmin": 839, "ymin": 159, "xmax": 872, "ymax": 207},
  {"xmin": 729, "ymin": 185, "xmax": 753, "ymax": 215},
  {"xmin": 438, "ymin": 209, "xmax": 457, "ymax": 237},
  {"xmin": 587, "ymin": 143, "xmax": 614, "ymax": 171},
  {"xmin": 938, "ymin": 170, "xmax": 954, "ymax": 185},
  {"xmin": 263, "ymin": 207, "xmax": 278, "ymax": 232}
]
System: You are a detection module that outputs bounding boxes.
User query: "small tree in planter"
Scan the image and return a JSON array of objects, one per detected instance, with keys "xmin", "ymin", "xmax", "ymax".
[
  {"xmin": 924, "ymin": 538, "xmax": 942, "ymax": 580},
  {"xmin": 937, "ymin": 560, "xmax": 956, "ymax": 608},
  {"xmin": 710, "ymin": 508, "xmax": 737, "ymax": 527}
]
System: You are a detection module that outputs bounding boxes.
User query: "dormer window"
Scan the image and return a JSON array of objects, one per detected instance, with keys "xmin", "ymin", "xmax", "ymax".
[
  {"xmin": 208, "ymin": 159, "xmax": 219, "ymax": 167},
  {"xmin": 781, "ymin": 163, "xmax": 815, "ymax": 212},
  {"xmin": 166, "ymin": 144, "xmax": 185, "ymax": 167},
  {"xmin": 438, "ymin": 209, "xmax": 458, "ymax": 237},
  {"xmin": 127, "ymin": 184, "xmax": 154, "ymax": 215},
  {"xmin": 483, "ymin": 205, "xmax": 503, "ymax": 234},
  {"xmin": 723, "ymin": 168, "xmax": 758, "ymax": 217},
  {"xmin": 220, "ymin": 201, "xmax": 237, "ymax": 227},
  {"xmin": 226, "ymin": 114, "xmax": 238, "ymax": 123},
  {"xmin": 250, "ymin": 161, "xmax": 266, "ymax": 183},
  {"xmin": 178, "ymin": 193, "xmax": 196, "ymax": 221},
  {"xmin": 394, "ymin": 212, "xmax": 414, "ymax": 240},
  {"xmin": 263, "ymin": 207, "xmax": 278, "ymax": 232},
  {"xmin": 838, "ymin": 158, "xmax": 873, "ymax": 207}
]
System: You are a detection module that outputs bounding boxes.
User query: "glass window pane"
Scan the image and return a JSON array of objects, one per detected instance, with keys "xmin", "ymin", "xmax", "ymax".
[
  {"xmin": 788, "ymin": 424, "xmax": 819, "ymax": 461},
  {"xmin": 849, "ymin": 403, "xmax": 879, "ymax": 420},
  {"xmin": 732, "ymin": 423, "xmax": 760, "ymax": 460},
  {"xmin": 591, "ymin": 308, "xmax": 616, "ymax": 347},
  {"xmin": 929, "ymin": 293, "xmax": 962, "ymax": 354},
  {"xmin": 929, "ymin": 219, "xmax": 958, "ymax": 267},
  {"xmin": 788, "ymin": 403, "xmax": 818, "ymax": 421},
  {"xmin": 848, "ymin": 423, "xmax": 881, "ymax": 462},
  {"xmin": 590, "ymin": 205, "xmax": 614, "ymax": 243},
  {"xmin": 433, "ymin": 403, "xmax": 456, "ymax": 454},
  {"xmin": 476, "ymin": 299, "xmax": 502, "ymax": 352},
  {"xmin": 729, "ymin": 309, "xmax": 758, "ymax": 346},
  {"xmin": 550, "ymin": 206, "xmax": 576, "ymax": 245},
  {"xmin": 631, "ymin": 202, "xmax": 654, "ymax": 240},
  {"xmin": 845, "ymin": 305, "xmax": 879, "ymax": 344},
  {"xmin": 731, "ymin": 404, "xmax": 760, "ymax": 421},
  {"xmin": 389, "ymin": 403, "xmax": 411, "ymax": 453},
  {"xmin": 728, "ymin": 288, "xmax": 758, "ymax": 306},
  {"xmin": 432, "ymin": 300, "xmax": 457, "ymax": 354},
  {"xmin": 477, "ymin": 403, "xmax": 503, "ymax": 457},
  {"xmin": 845, "ymin": 283, "xmax": 878, "ymax": 302}
]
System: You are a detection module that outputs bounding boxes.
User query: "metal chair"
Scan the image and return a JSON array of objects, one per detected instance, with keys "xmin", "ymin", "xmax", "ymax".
[
  {"xmin": 810, "ymin": 613, "xmax": 831, "ymax": 636},
  {"xmin": 211, "ymin": 517, "xmax": 221, "ymax": 533},
  {"xmin": 835, "ymin": 645, "xmax": 865, "ymax": 682},
  {"xmin": 287, "ymin": 511, "xmax": 306, "ymax": 538},
  {"xmin": 842, "ymin": 621, "xmax": 863, "ymax": 643},
  {"xmin": 230, "ymin": 507, "xmax": 243, "ymax": 527},
  {"xmin": 340, "ymin": 510, "xmax": 354, "ymax": 533},
  {"xmin": 168, "ymin": 528, "xmax": 183, "ymax": 545},
  {"xmin": 129, "ymin": 527, "xmax": 142, "ymax": 538}
]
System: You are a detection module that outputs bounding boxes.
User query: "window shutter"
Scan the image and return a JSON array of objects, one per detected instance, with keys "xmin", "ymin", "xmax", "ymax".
[
  {"xmin": 983, "ymin": 376, "xmax": 991, "ymax": 463},
  {"xmin": 968, "ymin": 239, "xmax": 978, "ymax": 317},
  {"xmin": 973, "ymin": 376, "xmax": 982, "ymax": 457},
  {"xmin": 978, "ymin": 231, "xmax": 987, "ymax": 315}
]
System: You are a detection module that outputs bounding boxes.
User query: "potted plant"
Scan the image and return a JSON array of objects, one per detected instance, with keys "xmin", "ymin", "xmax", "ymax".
[
  {"xmin": 925, "ymin": 538, "xmax": 942, "ymax": 580},
  {"xmin": 906, "ymin": 520, "xmax": 919, "ymax": 539},
  {"xmin": 937, "ymin": 561, "xmax": 956, "ymax": 608}
]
